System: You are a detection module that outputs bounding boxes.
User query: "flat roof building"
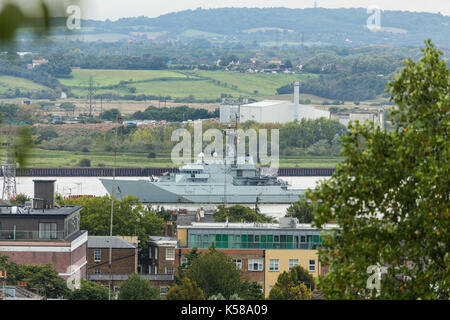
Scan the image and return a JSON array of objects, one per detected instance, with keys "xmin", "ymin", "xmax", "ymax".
[
  {"xmin": 0, "ymin": 180, "xmax": 88, "ymax": 289},
  {"xmin": 176, "ymin": 219, "xmax": 338, "ymax": 297}
]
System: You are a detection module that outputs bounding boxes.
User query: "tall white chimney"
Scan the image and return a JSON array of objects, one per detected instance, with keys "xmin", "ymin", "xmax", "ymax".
[{"xmin": 293, "ymin": 82, "xmax": 300, "ymax": 120}]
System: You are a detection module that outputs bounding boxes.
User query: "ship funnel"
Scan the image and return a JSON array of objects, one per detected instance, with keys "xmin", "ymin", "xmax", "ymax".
[{"xmin": 293, "ymin": 82, "xmax": 300, "ymax": 120}]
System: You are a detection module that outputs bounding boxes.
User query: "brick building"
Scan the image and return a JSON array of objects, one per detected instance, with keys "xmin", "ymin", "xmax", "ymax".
[
  {"xmin": 0, "ymin": 180, "xmax": 87, "ymax": 289},
  {"xmin": 86, "ymin": 236, "xmax": 137, "ymax": 291},
  {"xmin": 139, "ymin": 236, "xmax": 177, "ymax": 297},
  {"xmin": 176, "ymin": 218, "xmax": 338, "ymax": 297}
]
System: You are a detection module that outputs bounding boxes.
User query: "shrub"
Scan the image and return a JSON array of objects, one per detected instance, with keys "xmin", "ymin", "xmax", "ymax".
[{"xmin": 78, "ymin": 158, "xmax": 91, "ymax": 167}]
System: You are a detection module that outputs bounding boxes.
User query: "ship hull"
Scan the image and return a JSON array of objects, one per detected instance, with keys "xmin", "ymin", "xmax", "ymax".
[{"xmin": 100, "ymin": 179, "xmax": 303, "ymax": 204}]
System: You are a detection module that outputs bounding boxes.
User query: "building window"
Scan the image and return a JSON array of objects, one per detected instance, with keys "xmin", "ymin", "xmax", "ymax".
[
  {"xmin": 181, "ymin": 257, "xmax": 188, "ymax": 266},
  {"xmin": 149, "ymin": 247, "xmax": 152, "ymax": 258},
  {"xmin": 248, "ymin": 259, "xmax": 263, "ymax": 271},
  {"xmin": 289, "ymin": 259, "xmax": 299, "ymax": 270},
  {"xmin": 160, "ymin": 287, "xmax": 169, "ymax": 297},
  {"xmin": 309, "ymin": 259, "xmax": 316, "ymax": 272},
  {"xmin": 94, "ymin": 248, "xmax": 101, "ymax": 262},
  {"xmin": 93, "ymin": 268, "xmax": 101, "ymax": 275},
  {"xmin": 165, "ymin": 267, "xmax": 174, "ymax": 275},
  {"xmin": 38, "ymin": 223, "xmax": 57, "ymax": 239},
  {"xmin": 269, "ymin": 259, "xmax": 279, "ymax": 272},
  {"xmin": 166, "ymin": 248, "xmax": 175, "ymax": 261},
  {"xmin": 233, "ymin": 258, "xmax": 242, "ymax": 270}
]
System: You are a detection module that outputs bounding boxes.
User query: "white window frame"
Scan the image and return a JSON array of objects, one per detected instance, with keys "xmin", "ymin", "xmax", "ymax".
[
  {"xmin": 248, "ymin": 259, "xmax": 263, "ymax": 271},
  {"xmin": 181, "ymin": 257, "xmax": 188, "ymax": 265},
  {"xmin": 232, "ymin": 258, "xmax": 242, "ymax": 270},
  {"xmin": 166, "ymin": 248, "xmax": 175, "ymax": 261},
  {"xmin": 289, "ymin": 259, "xmax": 299, "ymax": 270},
  {"xmin": 165, "ymin": 266, "xmax": 174, "ymax": 275},
  {"xmin": 269, "ymin": 259, "xmax": 279, "ymax": 272},
  {"xmin": 94, "ymin": 248, "xmax": 101, "ymax": 262},
  {"xmin": 309, "ymin": 259, "xmax": 316, "ymax": 272}
]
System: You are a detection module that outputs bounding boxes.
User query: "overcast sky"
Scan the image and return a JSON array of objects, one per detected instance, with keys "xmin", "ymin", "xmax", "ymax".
[{"xmin": 79, "ymin": 0, "xmax": 450, "ymax": 20}]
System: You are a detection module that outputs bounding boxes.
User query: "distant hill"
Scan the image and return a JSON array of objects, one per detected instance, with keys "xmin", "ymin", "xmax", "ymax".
[{"xmin": 74, "ymin": 7, "xmax": 450, "ymax": 48}]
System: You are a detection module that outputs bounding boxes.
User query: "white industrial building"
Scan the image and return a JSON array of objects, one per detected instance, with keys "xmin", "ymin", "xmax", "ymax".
[
  {"xmin": 221, "ymin": 82, "xmax": 330, "ymax": 124},
  {"xmin": 219, "ymin": 103, "xmax": 240, "ymax": 123}
]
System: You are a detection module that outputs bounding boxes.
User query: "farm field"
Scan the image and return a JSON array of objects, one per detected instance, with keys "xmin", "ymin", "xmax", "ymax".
[
  {"xmin": 0, "ymin": 148, "xmax": 343, "ymax": 168},
  {"xmin": 60, "ymin": 69, "xmax": 316, "ymax": 100},
  {"xmin": 59, "ymin": 69, "xmax": 191, "ymax": 87},
  {"xmin": 0, "ymin": 75, "xmax": 51, "ymax": 94}
]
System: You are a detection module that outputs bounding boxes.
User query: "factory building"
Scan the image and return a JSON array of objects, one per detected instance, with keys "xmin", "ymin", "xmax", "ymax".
[{"xmin": 221, "ymin": 82, "xmax": 330, "ymax": 124}]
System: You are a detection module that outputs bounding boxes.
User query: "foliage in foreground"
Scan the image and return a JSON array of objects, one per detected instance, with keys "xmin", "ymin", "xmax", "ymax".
[{"xmin": 310, "ymin": 40, "xmax": 449, "ymax": 299}]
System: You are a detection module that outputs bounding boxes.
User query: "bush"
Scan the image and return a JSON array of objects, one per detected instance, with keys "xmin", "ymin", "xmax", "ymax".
[{"xmin": 78, "ymin": 158, "xmax": 91, "ymax": 167}]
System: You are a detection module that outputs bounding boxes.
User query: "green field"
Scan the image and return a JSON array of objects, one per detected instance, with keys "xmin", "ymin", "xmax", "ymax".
[
  {"xmin": 0, "ymin": 75, "xmax": 50, "ymax": 94},
  {"xmin": 59, "ymin": 69, "xmax": 192, "ymax": 87},
  {"xmin": 0, "ymin": 148, "xmax": 342, "ymax": 168},
  {"xmin": 62, "ymin": 69, "xmax": 316, "ymax": 100}
]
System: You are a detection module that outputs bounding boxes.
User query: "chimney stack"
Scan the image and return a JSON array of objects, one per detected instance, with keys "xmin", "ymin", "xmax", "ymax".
[
  {"xmin": 33, "ymin": 180, "xmax": 56, "ymax": 209},
  {"xmin": 293, "ymin": 82, "xmax": 300, "ymax": 120}
]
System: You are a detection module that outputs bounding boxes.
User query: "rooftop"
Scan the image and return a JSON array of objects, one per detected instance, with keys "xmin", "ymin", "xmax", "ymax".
[
  {"xmin": 180, "ymin": 222, "xmax": 339, "ymax": 230},
  {"xmin": 241, "ymin": 100, "xmax": 292, "ymax": 108},
  {"xmin": 149, "ymin": 235, "xmax": 177, "ymax": 246},
  {"xmin": 0, "ymin": 205, "xmax": 82, "ymax": 217},
  {"xmin": 88, "ymin": 236, "xmax": 136, "ymax": 249}
]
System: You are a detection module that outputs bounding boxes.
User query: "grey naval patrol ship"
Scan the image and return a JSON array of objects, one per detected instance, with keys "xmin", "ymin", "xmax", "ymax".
[
  {"xmin": 101, "ymin": 125, "xmax": 304, "ymax": 204},
  {"xmin": 100, "ymin": 156, "xmax": 304, "ymax": 204}
]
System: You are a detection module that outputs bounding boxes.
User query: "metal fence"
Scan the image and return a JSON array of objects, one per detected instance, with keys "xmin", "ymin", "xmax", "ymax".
[{"xmin": 2, "ymin": 167, "xmax": 335, "ymax": 177}]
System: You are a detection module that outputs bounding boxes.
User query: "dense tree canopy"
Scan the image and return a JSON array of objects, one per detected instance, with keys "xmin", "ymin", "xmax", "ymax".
[
  {"xmin": 269, "ymin": 265, "xmax": 313, "ymax": 300},
  {"xmin": 65, "ymin": 195, "xmax": 165, "ymax": 251},
  {"xmin": 310, "ymin": 40, "xmax": 449, "ymax": 299},
  {"xmin": 285, "ymin": 197, "xmax": 315, "ymax": 223},
  {"xmin": 0, "ymin": 255, "xmax": 69, "ymax": 299},
  {"xmin": 69, "ymin": 279, "xmax": 109, "ymax": 300},
  {"xmin": 183, "ymin": 247, "xmax": 242, "ymax": 299},
  {"xmin": 165, "ymin": 277, "xmax": 205, "ymax": 300},
  {"xmin": 118, "ymin": 273, "xmax": 160, "ymax": 300},
  {"xmin": 214, "ymin": 204, "xmax": 275, "ymax": 223}
]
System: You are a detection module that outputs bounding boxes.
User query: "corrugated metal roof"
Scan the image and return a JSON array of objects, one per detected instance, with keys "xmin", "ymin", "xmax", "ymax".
[{"xmin": 88, "ymin": 236, "xmax": 136, "ymax": 249}]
